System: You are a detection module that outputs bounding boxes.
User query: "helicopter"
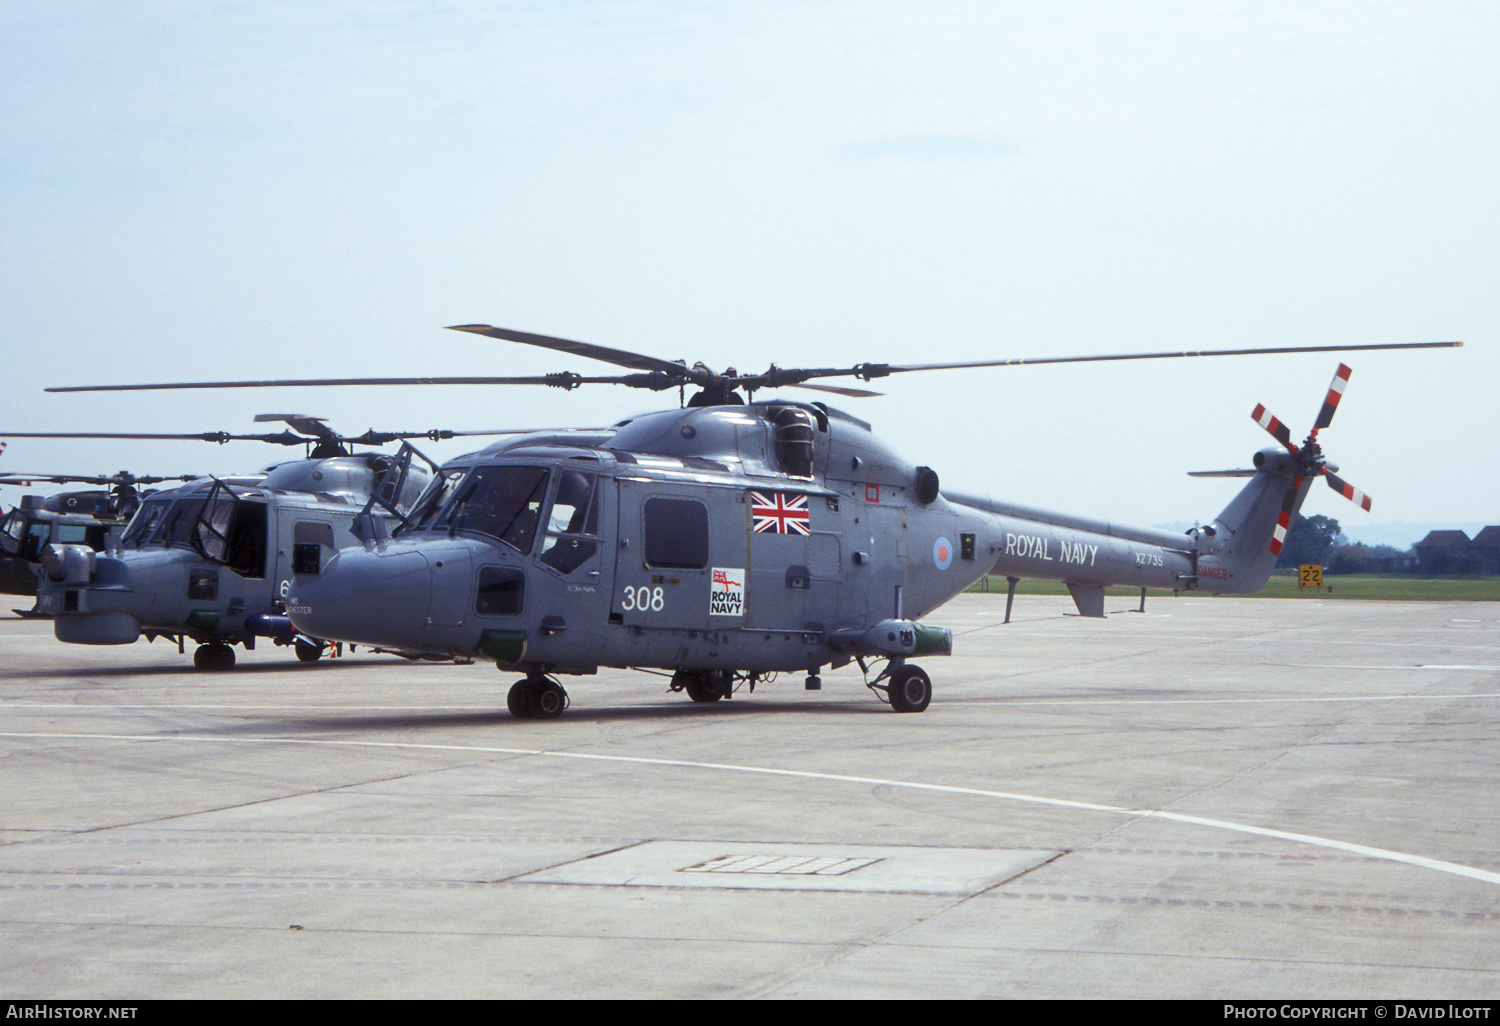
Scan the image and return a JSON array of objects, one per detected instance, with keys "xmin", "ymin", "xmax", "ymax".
[
  {"xmin": 4, "ymin": 415, "xmax": 577, "ymax": 669},
  {"xmin": 45, "ymin": 327, "xmax": 1460, "ymax": 710},
  {"xmin": 1, "ymin": 471, "xmax": 199, "ymax": 603}
]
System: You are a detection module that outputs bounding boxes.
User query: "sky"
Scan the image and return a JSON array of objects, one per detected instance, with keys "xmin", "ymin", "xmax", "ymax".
[{"xmin": 1, "ymin": 1, "xmax": 1495, "ymax": 546}]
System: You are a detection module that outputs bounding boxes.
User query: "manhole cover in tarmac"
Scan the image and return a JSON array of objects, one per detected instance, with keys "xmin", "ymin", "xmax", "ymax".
[{"xmin": 519, "ymin": 841, "xmax": 1058, "ymax": 893}]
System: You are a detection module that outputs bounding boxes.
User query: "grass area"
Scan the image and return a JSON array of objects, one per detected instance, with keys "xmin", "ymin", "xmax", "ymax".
[{"xmin": 965, "ymin": 573, "xmax": 1500, "ymax": 601}]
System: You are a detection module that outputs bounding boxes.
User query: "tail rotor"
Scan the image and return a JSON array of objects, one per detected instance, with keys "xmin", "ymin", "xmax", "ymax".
[{"xmin": 1250, "ymin": 362, "xmax": 1373, "ymax": 556}]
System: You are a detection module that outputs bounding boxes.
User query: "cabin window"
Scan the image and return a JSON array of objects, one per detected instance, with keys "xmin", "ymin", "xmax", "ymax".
[
  {"xmin": 187, "ymin": 567, "xmax": 219, "ymax": 601},
  {"xmin": 643, "ymin": 497, "xmax": 708, "ymax": 569},
  {"xmin": 539, "ymin": 471, "xmax": 601, "ymax": 575},
  {"xmin": 292, "ymin": 521, "xmax": 336, "ymax": 577},
  {"xmin": 475, "ymin": 566, "xmax": 525, "ymax": 616}
]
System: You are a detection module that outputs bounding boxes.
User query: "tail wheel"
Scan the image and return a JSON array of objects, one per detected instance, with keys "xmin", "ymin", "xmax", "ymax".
[{"xmin": 888, "ymin": 665, "xmax": 932, "ymax": 713}]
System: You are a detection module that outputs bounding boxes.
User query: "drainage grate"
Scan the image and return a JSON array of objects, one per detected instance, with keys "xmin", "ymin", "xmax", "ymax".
[
  {"xmin": 682, "ymin": 854, "xmax": 883, "ymax": 876},
  {"xmin": 520, "ymin": 841, "xmax": 1060, "ymax": 893}
]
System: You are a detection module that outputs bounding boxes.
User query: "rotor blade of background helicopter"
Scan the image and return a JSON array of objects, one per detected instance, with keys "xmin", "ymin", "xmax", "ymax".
[
  {"xmin": 439, "ymin": 427, "xmax": 610, "ymax": 436},
  {"xmin": 0, "ymin": 430, "xmax": 306, "ymax": 444},
  {"xmin": 447, "ymin": 324, "xmax": 710, "ymax": 383},
  {"xmin": 1, "ymin": 427, "xmax": 600, "ymax": 446},
  {"xmin": 0, "ymin": 473, "xmax": 198, "ymax": 486},
  {"xmin": 45, "ymin": 374, "xmax": 638, "ymax": 393},
  {"xmin": 1186, "ymin": 469, "xmax": 1257, "ymax": 477},
  {"xmin": 254, "ymin": 413, "xmax": 337, "ymax": 439}
]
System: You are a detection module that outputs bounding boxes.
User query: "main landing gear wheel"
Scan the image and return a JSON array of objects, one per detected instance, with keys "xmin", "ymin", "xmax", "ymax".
[
  {"xmin": 674, "ymin": 669, "xmax": 733, "ymax": 703},
  {"xmin": 507, "ymin": 678, "xmax": 569, "ymax": 720},
  {"xmin": 193, "ymin": 643, "xmax": 236, "ymax": 672},
  {"xmin": 294, "ymin": 640, "xmax": 324, "ymax": 662},
  {"xmin": 887, "ymin": 664, "xmax": 932, "ymax": 713}
]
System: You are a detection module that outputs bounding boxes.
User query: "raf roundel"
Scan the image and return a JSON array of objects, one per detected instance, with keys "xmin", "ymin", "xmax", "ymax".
[{"xmin": 933, "ymin": 537, "xmax": 954, "ymax": 571}]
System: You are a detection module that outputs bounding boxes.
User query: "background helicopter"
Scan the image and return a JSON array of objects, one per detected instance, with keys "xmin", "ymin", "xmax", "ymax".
[
  {"xmin": 5, "ymin": 414, "xmax": 584, "ymax": 669},
  {"xmin": 46, "ymin": 327, "xmax": 1461, "ymax": 713},
  {"xmin": 1, "ymin": 471, "xmax": 199, "ymax": 604}
]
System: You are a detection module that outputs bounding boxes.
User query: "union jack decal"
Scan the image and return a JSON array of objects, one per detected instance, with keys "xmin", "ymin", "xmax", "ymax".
[{"xmin": 750, "ymin": 490, "xmax": 811, "ymax": 535}]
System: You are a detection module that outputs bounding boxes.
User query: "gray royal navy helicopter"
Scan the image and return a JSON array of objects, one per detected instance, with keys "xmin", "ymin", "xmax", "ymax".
[
  {"xmin": 47, "ymin": 328, "xmax": 1459, "ymax": 710},
  {"xmin": 3, "ymin": 415, "xmax": 556, "ymax": 669},
  {"xmin": 1, "ymin": 471, "xmax": 197, "ymax": 602}
]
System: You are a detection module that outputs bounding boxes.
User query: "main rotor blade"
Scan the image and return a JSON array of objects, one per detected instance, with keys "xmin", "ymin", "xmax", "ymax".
[
  {"xmin": 790, "ymin": 382, "xmax": 885, "ymax": 398},
  {"xmin": 870, "ymin": 341, "xmax": 1462, "ymax": 376},
  {"xmin": 448, "ymin": 324, "xmax": 708, "ymax": 383}
]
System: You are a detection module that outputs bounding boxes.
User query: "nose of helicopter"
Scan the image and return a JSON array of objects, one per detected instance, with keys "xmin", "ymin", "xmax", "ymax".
[{"xmin": 287, "ymin": 546, "xmax": 434, "ymax": 649}]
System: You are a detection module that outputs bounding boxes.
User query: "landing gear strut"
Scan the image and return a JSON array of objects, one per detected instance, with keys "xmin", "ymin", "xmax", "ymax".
[
  {"xmin": 865, "ymin": 660, "xmax": 932, "ymax": 713},
  {"xmin": 507, "ymin": 675, "xmax": 569, "ymax": 719}
]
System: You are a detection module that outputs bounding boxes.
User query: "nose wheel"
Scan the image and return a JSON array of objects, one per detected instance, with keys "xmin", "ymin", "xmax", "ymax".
[
  {"xmin": 507, "ymin": 676, "xmax": 569, "ymax": 719},
  {"xmin": 871, "ymin": 662, "xmax": 931, "ymax": 713}
]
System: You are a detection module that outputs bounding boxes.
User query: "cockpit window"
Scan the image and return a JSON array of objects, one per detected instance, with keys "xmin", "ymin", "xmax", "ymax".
[
  {"xmin": 121, "ymin": 499, "xmax": 170, "ymax": 548},
  {"xmin": 161, "ymin": 498, "xmax": 209, "ymax": 547},
  {"xmin": 444, "ymin": 466, "xmax": 550, "ymax": 553},
  {"xmin": 396, "ymin": 469, "xmax": 466, "ymax": 536}
]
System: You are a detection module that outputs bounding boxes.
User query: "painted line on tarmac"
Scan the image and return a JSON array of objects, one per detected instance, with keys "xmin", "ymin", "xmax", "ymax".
[
  {"xmin": 969, "ymin": 691, "xmax": 1500, "ymax": 707},
  {"xmin": 7, "ymin": 691, "xmax": 1500, "ymax": 712},
  {"xmin": 3, "ymin": 728, "xmax": 1499, "ymax": 889}
]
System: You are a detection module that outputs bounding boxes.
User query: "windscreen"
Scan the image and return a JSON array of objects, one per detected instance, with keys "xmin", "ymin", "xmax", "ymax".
[
  {"xmin": 120, "ymin": 498, "xmax": 171, "ymax": 548},
  {"xmin": 444, "ymin": 466, "xmax": 549, "ymax": 553}
]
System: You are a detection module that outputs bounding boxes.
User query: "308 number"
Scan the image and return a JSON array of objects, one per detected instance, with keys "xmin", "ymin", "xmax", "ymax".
[{"xmin": 620, "ymin": 585, "xmax": 665, "ymax": 611}]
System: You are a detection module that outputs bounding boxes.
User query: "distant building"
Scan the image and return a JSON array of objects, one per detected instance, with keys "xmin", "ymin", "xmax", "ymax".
[
  {"xmin": 1471, "ymin": 526, "xmax": 1500, "ymax": 574},
  {"xmin": 1330, "ymin": 544, "xmax": 1370, "ymax": 574},
  {"xmin": 1414, "ymin": 530, "xmax": 1473, "ymax": 574}
]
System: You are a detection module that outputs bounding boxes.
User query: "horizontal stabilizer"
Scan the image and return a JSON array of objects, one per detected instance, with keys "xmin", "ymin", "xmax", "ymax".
[{"xmin": 1188, "ymin": 469, "xmax": 1256, "ymax": 478}]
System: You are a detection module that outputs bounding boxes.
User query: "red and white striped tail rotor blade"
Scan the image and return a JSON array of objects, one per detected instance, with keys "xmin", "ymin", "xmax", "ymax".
[
  {"xmin": 1324, "ymin": 471, "xmax": 1372, "ymax": 512},
  {"xmin": 1251, "ymin": 404, "xmax": 1297, "ymax": 452},
  {"xmin": 1314, "ymin": 363, "xmax": 1352, "ymax": 431},
  {"xmin": 1268, "ymin": 476, "xmax": 1304, "ymax": 556}
]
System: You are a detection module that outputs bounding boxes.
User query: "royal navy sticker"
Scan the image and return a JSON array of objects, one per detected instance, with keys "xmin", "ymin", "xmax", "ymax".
[{"xmin": 710, "ymin": 567, "xmax": 745, "ymax": 617}]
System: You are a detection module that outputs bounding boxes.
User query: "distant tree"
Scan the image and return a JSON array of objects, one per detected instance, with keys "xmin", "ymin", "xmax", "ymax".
[
  {"xmin": 1328, "ymin": 547, "xmax": 1367, "ymax": 575},
  {"xmin": 1275, "ymin": 514, "xmax": 1342, "ymax": 569}
]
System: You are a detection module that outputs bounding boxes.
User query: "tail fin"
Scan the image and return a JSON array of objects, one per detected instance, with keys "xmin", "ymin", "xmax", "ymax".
[{"xmin": 1197, "ymin": 451, "xmax": 1313, "ymax": 593}]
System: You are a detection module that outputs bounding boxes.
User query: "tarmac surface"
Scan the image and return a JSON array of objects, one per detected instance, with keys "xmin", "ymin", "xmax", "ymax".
[{"xmin": 0, "ymin": 592, "xmax": 1497, "ymax": 1000}]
